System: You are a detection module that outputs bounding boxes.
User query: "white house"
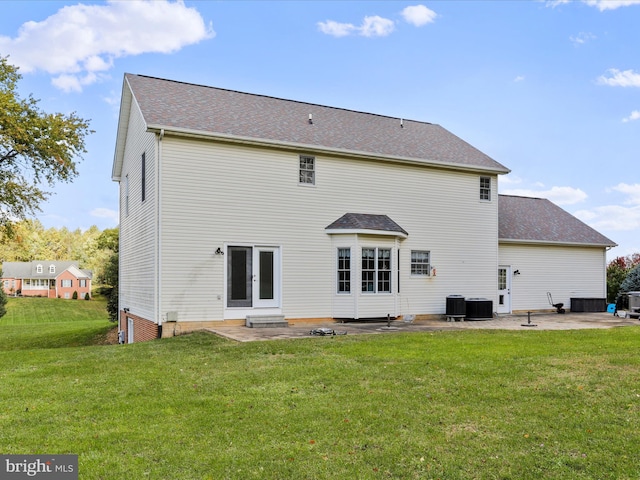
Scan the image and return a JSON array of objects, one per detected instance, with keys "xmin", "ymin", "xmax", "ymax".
[{"xmin": 112, "ymin": 74, "xmax": 615, "ymax": 342}]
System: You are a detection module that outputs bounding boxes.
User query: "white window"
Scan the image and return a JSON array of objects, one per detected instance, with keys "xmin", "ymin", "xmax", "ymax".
[
  {"xmin": 411, "ymin": 251, "xmax": 431, "ymax": 276},
  {"xmin": 480, "ymin": 176, "xmax": 491, "ymax": 201},
  {"xmin": 337, "ymin": 248, "xmax": 351, "ymax": 293},
  {"xmin": 125, "ymin": 174, "xmax": 130, "ymax": 216},
  {"xmin": 61, "ymin": 279, "xmax": 72, "ymax": 288},
  {"xmin": 299, "ymin": 155, "xmax": 315, "ymax": 185},
  {"xmin": 36, "ymin": 264, "xmax": 43, "ymax": 273},
  {"xmin": 49, "ymin": 265, "xmax": 55, "ymax": 274},
  {"xmin": 79, "ymin": 279, "xmax": 87, "ymax": 288},
  {"xmin": 362, "ymin": 248, "xmax": 391, "ymax": 293}
]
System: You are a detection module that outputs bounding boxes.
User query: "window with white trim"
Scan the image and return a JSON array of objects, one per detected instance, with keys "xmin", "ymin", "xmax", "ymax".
[
  {"xmin": 362, "ymin": 248, "xmax": 391, "ymax": 293},
  {"xmin": 299, "ymin": 155, "xmax": 315, "ymax": 185},
  {"xmin": 79, "ymin": 279, "xmax": 87, "ymax": 288},
  {"xmin": 125, "ymin": 174, "xmax": 130, "ymax": 216},
  {"xmin": 411, "ymin": 250, "xmax": 431, "ymax": 276},
  {"xmin": 480, "ymin": 176, "xmax": 491, "ymax": 201},
  {"xmin": 36, "ymin": 264, "xmax": 43, "ymax": 273},
  {"xmin": 337, "ymin": 248, "xmax": 351, "ymax": 293},
  {"xmin": 61, "ymin": 279, "xmax": 72, "ymax": 288},
  {"xmin": 49, "ymin": 265, "xmax": 56, "ymax": 274}
]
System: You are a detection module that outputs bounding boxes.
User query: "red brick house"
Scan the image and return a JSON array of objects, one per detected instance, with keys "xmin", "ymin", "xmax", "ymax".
[{"xmin": 1, "ymin": 261, "xmax": 92, "ymax": 299}]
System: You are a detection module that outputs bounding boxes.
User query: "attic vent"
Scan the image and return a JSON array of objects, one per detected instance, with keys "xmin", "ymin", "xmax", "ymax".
[
  {"xmin": 400, "ymin": 118, "xmax": 404, "ymax": 128},
  {"xmin": 308, "ymin": 113, "xmax": 313, "ymax": 124}
]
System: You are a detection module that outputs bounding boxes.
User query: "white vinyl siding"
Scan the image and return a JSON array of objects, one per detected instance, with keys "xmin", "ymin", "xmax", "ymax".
[
  {"xmin": 141, "ymin": 135, "xmax": 500, "ymax": 322},
  {"xmin": 118, "ymin": 98, "xmax": 157, "ymax": 322},
  {"xmin": 499, "ymin": 243, "xmax": 607, "ymax": 312}
]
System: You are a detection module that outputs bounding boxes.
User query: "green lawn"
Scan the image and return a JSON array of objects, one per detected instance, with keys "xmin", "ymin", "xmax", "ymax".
[{"xmin": 1, "ymin": 299, "xmax": 639, "ymax": 479}]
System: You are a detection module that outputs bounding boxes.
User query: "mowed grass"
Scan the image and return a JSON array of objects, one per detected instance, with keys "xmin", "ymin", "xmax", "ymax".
[{"xmin": 1, "ymin": 299, "xmax": 640, "ymax": 479}]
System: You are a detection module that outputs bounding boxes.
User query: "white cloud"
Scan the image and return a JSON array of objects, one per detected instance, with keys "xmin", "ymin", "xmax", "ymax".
[
  {"xmin": 500, "ymin": 186, "xmax": 588, "ymax": 205},
  {"xmin": 514, "ymin": 75, "xmax": 525, "ymax": 82},
  {"xmin": 574, "ymin": 183, "xmax": 640, "ymax": 232},
  {"xmin": 317, "ymin": 20, "xmax": 357, "ymax": 37},
  {"xmin": 597, "ymin": 69, "xmax": 640, "ymax": 87},
  {"xmin": 547, "ymin": 0, "xmax": 640, "ymax": 9},
  {"xmin": 318, "ymin": 5, "xmax": 437, "ymax": 38},
  {"xmin": 360, "ymin": 16, "xmax": 396, "ymax": 37},
  {"xmin": 499, "ymin": 174, "xmax": 523, "ymax": 186},
  {"xmin": 401, "ymin": 5, "xmax": 437, "ymax": 26},
  {"xmin": 574, "ymin": 204, "xmax": 640, "ymax": 231},
  {"xmin": 319, "ymin": 15, "xmax": 394, "ymax": 38},
  {"xmin": 90, "ymin": 208, "xmax": 119, "ymax": 224},
  {"xmin": 622, "ymin": 110, "xmax": 640, "ymax": 122},
  {"xmin": 570, "ymin": 32, "xmax": 596, "ymax": 45},
  {"xmin": 583, "ymin": 0, "xmax": 640, "ymax": 10},
  {"xmin": 610, "ymin": 183, "xmax": 640, "ymax": 205},
  {"xmin": 0, "ymin": 0, "xmax": 214, "ymax": 92}
]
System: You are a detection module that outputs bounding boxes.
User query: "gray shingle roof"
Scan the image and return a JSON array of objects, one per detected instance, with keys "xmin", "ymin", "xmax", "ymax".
[
  {"xmin": 498, "ymin": 195, "xmax": 616, "ymax": 247},
  {"xmin": 326, "ymin": 213, "xmax": 408, "ymax": 236},
  {"xmin": 118, "ymin": 74, "xmax": 509, "ymax": 175},
  {"xmin": 1, "ymin": 261, "xmax": 93, "ymax": 279}
]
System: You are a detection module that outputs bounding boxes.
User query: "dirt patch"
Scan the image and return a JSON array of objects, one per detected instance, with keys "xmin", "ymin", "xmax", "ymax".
[{"xmin": 94, "ymin": 324, "xmax": 120, "ymax": 345}]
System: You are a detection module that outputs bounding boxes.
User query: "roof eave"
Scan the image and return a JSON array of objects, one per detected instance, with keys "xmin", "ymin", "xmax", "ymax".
[
  {"xmin": 499, "ymin": 238, "xmax": 617, "ymax": 248},
  {"xmin": 146, "ymin": 124, "xmax": 511, "ymax": 175},
  {"xmin": 112, "ymin": 77, "xmax": 135, "ymax": 182},
  {"xmin": 325, "ymin": 228, "xmax": 408, "ymax": 239}
]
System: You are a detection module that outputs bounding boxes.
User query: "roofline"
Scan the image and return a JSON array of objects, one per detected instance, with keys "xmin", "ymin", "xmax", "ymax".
[
  {"xmin": 146, "ymin": 124, "xmax": 511, "ymax": 175},
  {"xmin": 499, "ymin": 238, "xmax": 617, "ymax": 248},
  {"xmin": 325, "ymin": 228, "xmax": 408, "ymax": 239}
]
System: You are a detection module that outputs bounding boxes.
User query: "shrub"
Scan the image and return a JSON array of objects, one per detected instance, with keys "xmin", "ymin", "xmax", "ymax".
[
  {"xmin": 84, "ymin": 293, "xmax": 90, "ymax": 300},
  {"xmin": 72, "ymin": 291, "xmax": 78, "ymax": 300}
]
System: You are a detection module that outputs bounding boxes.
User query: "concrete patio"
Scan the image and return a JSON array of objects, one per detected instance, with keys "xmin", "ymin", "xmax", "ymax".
[{"xmin": 206, "ymin": 311, "xmax": 639, "ymax": 342}]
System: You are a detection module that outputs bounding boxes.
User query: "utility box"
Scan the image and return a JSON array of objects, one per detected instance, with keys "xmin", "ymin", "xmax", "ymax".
[
  {"xmin": 628, "ymin": 292, "xmax": 640, "ymax": 318},
  {"xmin": 465, "ymin": 298, "xmax": 493, "ymax": 320},
  {"xmin": 166, "ymin": 311, "xmax": 178, "ymax": 322}
]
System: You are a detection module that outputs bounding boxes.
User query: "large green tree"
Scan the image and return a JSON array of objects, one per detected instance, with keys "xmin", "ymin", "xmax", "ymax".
[{"xmin": 0, "ymin": 56, "xmax": 92, "ymax": 226}]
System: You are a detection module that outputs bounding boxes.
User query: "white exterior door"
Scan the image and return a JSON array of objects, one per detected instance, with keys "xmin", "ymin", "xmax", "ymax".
[
  {"xmin": 227, "ymin": 245, "xmax": 280, "ymax": 309},
  {"xmin": 253, "ymin": 247, "xmax": 280, "ymax": 308},
  {"xmin": 127, "ymin": 317, "xmax": 134, "ymax": 343},
  {"xmin": 498, "ymin": 266, "xmax": 511, "ymax": 314}
]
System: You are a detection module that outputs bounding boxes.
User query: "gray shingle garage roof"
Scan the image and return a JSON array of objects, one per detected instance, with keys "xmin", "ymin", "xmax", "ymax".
[{"xmin": 498, "ymin": 195, "xmax": 616, "ymax": 247}]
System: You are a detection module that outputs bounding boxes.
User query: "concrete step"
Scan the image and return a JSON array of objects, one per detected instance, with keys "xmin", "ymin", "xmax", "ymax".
[{"xmin": 246, "ymin": 315, "xmax": 288, "ymax": 328}]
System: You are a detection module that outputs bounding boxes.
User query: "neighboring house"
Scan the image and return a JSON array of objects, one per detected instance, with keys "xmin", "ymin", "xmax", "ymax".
[
  {"xmin": 1, "ymin": 261, "xmax": 92, "ymax": 299},
  {"xmin": 112, "ymin": 73, "xmax": 615, "ymax": 343}
]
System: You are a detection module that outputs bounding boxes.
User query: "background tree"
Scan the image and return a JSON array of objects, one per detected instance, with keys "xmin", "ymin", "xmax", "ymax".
[
  {"xmin": 0, "ymin": 270, "xmax": 7, "ymax": 318},
  {"xmin": 97, "ymin": 228, "xmax": 119, "ymax": 322},
  {"xmin": 608, "ymin": 254, "xmax": 640, "ymax": 304},
  {"xmin": 0, "ymin": 56, "xmax": 92, "ymax": 228}
]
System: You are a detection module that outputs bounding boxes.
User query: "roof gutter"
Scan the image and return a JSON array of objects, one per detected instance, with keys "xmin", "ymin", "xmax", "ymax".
[
  {"xmin": 499, "ymin": 238, "xmax": 618, "ymax": 248},
  {"xmin": 146, "ymin": 124, "xmax": 511, "ymax": 176}
]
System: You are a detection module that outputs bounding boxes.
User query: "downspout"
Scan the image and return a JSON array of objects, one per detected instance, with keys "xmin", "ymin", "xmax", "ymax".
[{"xmin": 156, "ymin": 128, "xmax": 164, "ymax": 338}]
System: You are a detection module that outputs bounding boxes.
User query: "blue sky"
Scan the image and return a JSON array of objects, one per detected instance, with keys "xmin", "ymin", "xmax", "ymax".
[{"xmin": 0, "ymin": 0, "xmax": 638, "ymax": 260}]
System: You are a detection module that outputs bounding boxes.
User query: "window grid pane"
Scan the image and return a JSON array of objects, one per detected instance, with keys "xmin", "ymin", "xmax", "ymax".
[
  {"xmin": 411, "ymin": 250, "xmax": 431, "ymax": 275},
  {"xmin": 299, "ymin": 155, "xmax": 315, "ymax": 184},
  {"xmin": 337, "ymin": 248, "xmax": 351, "ymax": 293},
  {"xmin": 377, "ymin": 249, "xmax": 391, "ymax": 292},
  {"xmin": 480, "ymin": 177, "xmax": 491, "ymax": 200},
  {"xmin": 361, "ymin": 248, "xmax": 375, "ymax": 292}
]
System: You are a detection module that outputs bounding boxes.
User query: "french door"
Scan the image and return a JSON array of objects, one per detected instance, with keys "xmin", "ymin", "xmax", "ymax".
[{"xmin": 227, "ymin": 246, "xmax": 280, "ymax": 309}]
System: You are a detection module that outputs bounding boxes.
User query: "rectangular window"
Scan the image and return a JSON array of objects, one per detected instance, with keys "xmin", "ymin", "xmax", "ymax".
[
  {"xmin": 125, "ymin": 174, "xmax": 130, "ymax": 216},
  {"xmin": 480, "ymin": 176, "xmax": 491, "ymax": 201},
  {"xmin": 299, "ymin": 155, "xmax": 315, "ymax": 185},
  {"xmin": 79, "ymin": 279, "xmax": 87, "ymax": 288},
  {"xmin": 362, "ymin": 248, "xmax": 391, "ymax": 293},
  {"xmin": 36, "ymin": 264, "xmax": 43, "ymax": 273},
  {"xmin": 337, "ymin": 248, "xmax": 351, "ymax": 293},
  {"xmin": 411, "ymin": 250, "xmax": 431, "ymax": 276},
  {"xmin": 61, "ymin": 279, "xmax": 72, "ymax": 288},
  {"xmin": 141, "ymin": 152, "xmax": 146, "ymax": 202},
  {"xmin": 49, "ymin": 265, "xmax": 55, "ymax": 273}
]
